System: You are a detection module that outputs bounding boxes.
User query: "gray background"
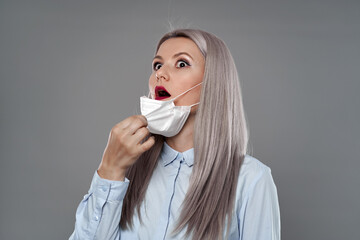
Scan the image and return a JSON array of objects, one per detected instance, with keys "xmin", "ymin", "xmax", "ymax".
[{"xmin": 0, "ymin": 0, "xmax": 359, "ymax": 239}]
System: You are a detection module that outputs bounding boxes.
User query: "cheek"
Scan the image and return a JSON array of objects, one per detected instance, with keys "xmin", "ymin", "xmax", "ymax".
[
  {"xmin": 193, "ymin": 87, "xmax": 202, "ymax": 100},
  {"xmin": 196, "ymin": 70, "xmax": 205, "ymax": 83},
  {"xmin": 148, "ymin": 75, "xmax": 156, "ymax": 97}
]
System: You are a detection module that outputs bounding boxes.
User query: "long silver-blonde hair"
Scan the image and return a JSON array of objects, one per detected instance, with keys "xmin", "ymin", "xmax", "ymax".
[{"xmin": 120, "ymin": 29, "xmax": 249, "ymax": 240}]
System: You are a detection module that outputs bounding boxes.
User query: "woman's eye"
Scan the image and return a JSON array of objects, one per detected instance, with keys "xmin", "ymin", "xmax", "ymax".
[
  {"xmin": 153, "ymin": 62, "xmax": 162, "ymax": 70},
  {"xmin": 176, "ymin": 60, "xmax": 190, "ymax": 68}
]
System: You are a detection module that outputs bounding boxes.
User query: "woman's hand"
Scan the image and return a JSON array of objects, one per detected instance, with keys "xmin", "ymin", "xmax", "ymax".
[{"xmin": 97, "ymin": 115, "xmax": 155, "ymax": 181}]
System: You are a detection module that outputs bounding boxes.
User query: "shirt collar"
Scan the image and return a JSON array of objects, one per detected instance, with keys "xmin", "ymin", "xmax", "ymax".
[{"xmin": 160, "ymin": 141, "xmax": 194, "ymax": 167}]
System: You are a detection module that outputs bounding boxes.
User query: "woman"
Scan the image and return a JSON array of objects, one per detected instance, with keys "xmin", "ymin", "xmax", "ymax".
[{"xmin": 69, "ymin": 29, "xmax": 281, "ymax": 240}]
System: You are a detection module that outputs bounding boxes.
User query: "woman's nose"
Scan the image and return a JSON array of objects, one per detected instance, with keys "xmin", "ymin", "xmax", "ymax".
[{"xmin": 155, "ymin": 66, "xmax": 169, "ymax": 82}]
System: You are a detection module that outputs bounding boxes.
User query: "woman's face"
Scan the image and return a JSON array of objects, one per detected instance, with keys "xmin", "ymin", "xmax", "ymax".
[{"xmin": 149, "ymin": 37, "xmax": 205, "ymax": 107}]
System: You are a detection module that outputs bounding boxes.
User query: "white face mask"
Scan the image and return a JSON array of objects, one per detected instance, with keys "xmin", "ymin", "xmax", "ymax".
[{"xmin": 140, "ymin": 82, "xmax": 202, "ymax": 137}]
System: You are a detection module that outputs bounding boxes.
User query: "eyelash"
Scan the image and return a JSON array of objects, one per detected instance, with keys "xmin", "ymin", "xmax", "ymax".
[{"xmin": 153, "ymin": 59, "xmax": 190, "ymax": 71}]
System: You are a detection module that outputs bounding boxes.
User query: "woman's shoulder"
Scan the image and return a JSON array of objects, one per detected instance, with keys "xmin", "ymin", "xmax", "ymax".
[
  {"xmin": 234, "ymin": 155, "xmax": 281, "ymax": 236},
  {"xmin": 241, "ymin": 154, "xmax": 272, "ymax": 177},
  {"xmin": 236, "ymin": 154, "xmax": 275, "ymax": 198}
]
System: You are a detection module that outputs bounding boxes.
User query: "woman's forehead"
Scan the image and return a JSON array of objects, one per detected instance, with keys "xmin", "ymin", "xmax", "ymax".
[{"xmin": 156, "ymin": 37, "xmax": 203, "ymax": 60}]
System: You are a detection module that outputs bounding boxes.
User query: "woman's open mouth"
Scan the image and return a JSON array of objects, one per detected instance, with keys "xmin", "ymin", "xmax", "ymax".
[{"xmin": 155, "ymin": 86, "xmax": 171, "ymax": 100}]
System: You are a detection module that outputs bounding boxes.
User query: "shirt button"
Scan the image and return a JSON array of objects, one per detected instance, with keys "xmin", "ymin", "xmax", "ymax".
[
  {"xmin": 101, "ymin": 186, "xmax": 107, "ymax": 192},
  {"xmin": 94, "ymin": 215, "xmax": 99, "ymax": 221}
]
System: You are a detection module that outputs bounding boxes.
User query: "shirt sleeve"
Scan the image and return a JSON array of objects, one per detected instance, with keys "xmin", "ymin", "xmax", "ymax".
[
  {"xmin": 239, "ymin": 167, "xmax": 281, "ymax": 240},
  {"xmin": 69, "ymin": 170, "xmax": 129, "ymax": 240}
]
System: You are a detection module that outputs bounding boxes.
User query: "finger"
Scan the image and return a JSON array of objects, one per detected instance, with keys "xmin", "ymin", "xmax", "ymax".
[
  {"xmin": 126, "ymin": 116, "xmax": 148, "ymax": 135},
  {"xmin": 138, "ymin": 115, "xmax": 147, "ymax": 124},
  {"xmin": 131, "ymin": 127, "xmax": 150, "ymax": 145},
  {"xmin": 137, "ymin": 135, "xmax": 155, "ymax": 154},
  {"xmin": 118, "ymin": 115, "xmax": 146, "ymax": 130}
]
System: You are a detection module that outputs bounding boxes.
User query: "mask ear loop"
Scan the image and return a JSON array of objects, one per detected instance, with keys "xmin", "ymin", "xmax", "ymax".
[
  {"xmin": 189, "ymin": 102, "xmax": 200, "ymax": 108},
  {"xmin": 171, "ymin": 82, "xmax": 203, "ymax": 101}
]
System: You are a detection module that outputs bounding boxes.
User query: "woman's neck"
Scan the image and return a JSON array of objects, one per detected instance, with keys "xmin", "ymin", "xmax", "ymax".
[{"xmin": 165, "ymin": 113, "xmax": 195, "ymax": 153}]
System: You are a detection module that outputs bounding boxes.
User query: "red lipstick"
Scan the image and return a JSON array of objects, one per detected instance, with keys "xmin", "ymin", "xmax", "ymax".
[{"xmin": 155, "ymin": 86, "xmax": 171, "ymax": 100}]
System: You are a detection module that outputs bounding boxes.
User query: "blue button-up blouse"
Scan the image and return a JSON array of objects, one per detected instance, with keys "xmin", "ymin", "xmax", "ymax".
[{"xmin": 69, "ymin": 141, "xmax": 281, "ymax": 239}]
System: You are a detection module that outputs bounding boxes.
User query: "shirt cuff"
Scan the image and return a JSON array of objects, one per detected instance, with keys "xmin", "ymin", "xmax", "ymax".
[{"xmin": 88, "ymin": 170, "xmax": 130, "ymax": 202}]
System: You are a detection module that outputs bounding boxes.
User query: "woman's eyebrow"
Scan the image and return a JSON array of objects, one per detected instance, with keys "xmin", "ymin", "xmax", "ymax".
[{"xmin": 153, "ymin": 52, "xmax": 194, "ymax": 61}]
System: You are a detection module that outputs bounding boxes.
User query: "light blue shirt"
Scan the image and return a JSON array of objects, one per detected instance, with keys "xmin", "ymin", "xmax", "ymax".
[{"xmin": 69, "ymin": 142, "xmax": 281, "ymax": 239}]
